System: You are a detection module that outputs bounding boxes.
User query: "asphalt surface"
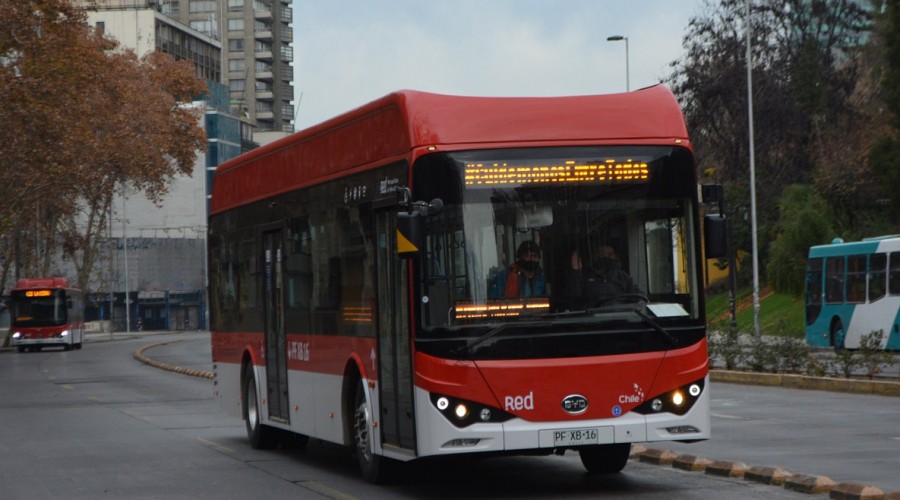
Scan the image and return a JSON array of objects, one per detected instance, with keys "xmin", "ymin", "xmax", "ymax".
[{"xmin": 12, "ymin": 329, "xmax": 898, "ymax": 499}]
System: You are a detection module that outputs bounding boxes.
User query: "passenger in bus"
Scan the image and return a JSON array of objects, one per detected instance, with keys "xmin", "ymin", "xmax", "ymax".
[
  {"xmin": 565, "ymin": 241, "xmax": 645, "ymax": 308},
  {"xmin": 489, "ymin": 241, "xmax": 546, "ymax": 298}
]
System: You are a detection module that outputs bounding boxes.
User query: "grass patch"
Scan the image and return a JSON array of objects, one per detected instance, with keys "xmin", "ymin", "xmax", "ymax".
[{"xmin": 707, "ymin": 287, "xmax": 805, "ymax": 338}]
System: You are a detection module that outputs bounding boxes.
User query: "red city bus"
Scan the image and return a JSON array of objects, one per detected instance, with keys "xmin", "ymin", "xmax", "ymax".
[
  {"xmin": 209, "ymin": 86, "xmax": 711, "ymax": 482},
  {"xmin": 9, "ymin": 277, "xmax": 85, "ymax": 352}
]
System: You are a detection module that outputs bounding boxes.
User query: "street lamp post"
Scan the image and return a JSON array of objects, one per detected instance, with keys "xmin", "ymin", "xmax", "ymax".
[{"xmin": 607, "ymin": 35, "xmax": 630, "ymax": 91}]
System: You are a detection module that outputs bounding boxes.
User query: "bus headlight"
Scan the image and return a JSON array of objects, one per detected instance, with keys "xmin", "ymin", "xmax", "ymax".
[
  {"xmin": 430, "ymin": 393, "xmax": 513, "ymax": 428},
  {"xmin": 11, "ymin": 332, "xmax": 21, "ymax": 339},
  {"xmin": 59, "ymin": 330, "xmax": 70, "ymax": 338},
  {"xmin": 633, "ymin": 378, "xmax": 705, "ymax": 416}
]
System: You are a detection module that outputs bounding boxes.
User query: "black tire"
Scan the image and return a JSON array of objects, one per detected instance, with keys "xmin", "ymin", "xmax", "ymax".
[
  {"xmin": 353, "ymin": 379, "xmax": 394, "ymax": 483},
  {"xmin": 830, "ymin": 319, "xmax": 845, "ymax": 353},
  {"xmin": 579, "ymin": 443, "xmax": 631, "ymax": 474},
  {"xmin": 242, "ymin": 366, "xmax": 278, "ymax": 449},
  {"xmin": 16, "ymin": 346, "xmax": 24, "ymax": 353}
]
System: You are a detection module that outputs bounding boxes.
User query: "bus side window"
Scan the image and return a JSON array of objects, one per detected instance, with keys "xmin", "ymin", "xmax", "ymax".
[
  {"xmin": 846, "ymin": 255, "xmax": 866, "ymax": 304},
  {"xmin": 825, "ymin": 257, "xmax": 845, "ymax": 304},
  {"xmin": 890, "ymin": 252, "xmax": 900, "ymax": 296},
  {"xmin": 869, "ymin": 253, "xmax": 887, "ymax": 302}
]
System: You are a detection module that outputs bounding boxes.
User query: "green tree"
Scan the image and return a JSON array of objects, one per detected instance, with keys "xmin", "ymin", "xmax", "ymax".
[
  {"xmin": 669, "ymin": 0, "xmax": 870, "ymax": 282},
  {"xmin": 869, "ymin": 0, "xmax": 900, "ymax": 215},
  {"xmin": 766, "ymin": 185, "xmax": 834, "ymax": 295},
  {"xmin": 0, "ymin": 0, "xmax": 206, "ymax": 293}
]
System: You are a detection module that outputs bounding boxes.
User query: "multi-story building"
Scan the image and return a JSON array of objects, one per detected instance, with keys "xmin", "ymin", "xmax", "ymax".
[
  {"xmin": 72, "ymin": 0, "xmax": 265, "ymax": 331},
  {"xmin": 164, "ymin": 0, "xmax": 295, "ymax": 142}
]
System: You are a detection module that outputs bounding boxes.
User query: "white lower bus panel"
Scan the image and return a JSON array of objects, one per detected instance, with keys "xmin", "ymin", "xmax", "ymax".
[{"xmin": 413, "ymin": 379, "xmax": 710, "ymax": 457}]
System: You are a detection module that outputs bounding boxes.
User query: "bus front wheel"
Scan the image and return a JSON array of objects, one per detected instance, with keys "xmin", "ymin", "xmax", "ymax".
[
  {"xmin": 579, "ymin": 443, "xmax": 631, "ymax": 474},
  {"xmin": 353, "ymin": 379, "xmax": 395, "ymax": 483},
  {"xmin": 242, "ymin": 366, "xmax": 278, "ymax": 449},
  {"xmin": 830, "ymin": 319, "xmax": 846, "ymax": 352}
]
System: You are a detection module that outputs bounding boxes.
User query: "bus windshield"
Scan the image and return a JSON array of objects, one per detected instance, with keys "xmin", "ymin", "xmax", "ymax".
[
  {"xmin": 10, "ymin": 289, "xmax": 68, "ymax": 327},
  {"xmin": 413, "ymin": 146, "xmax": 700, "ymax": 339}
]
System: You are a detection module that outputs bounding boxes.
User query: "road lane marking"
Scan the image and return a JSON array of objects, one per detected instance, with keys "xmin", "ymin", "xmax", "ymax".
[
  {"xmin": 197, "ymin": 438, "xmax": 235, "ymax": 454},
  {"xmin": 298, "ymin": 481, "xmax": 358, "ymax": 500},
  {"xmin": 711, "ymin": 412, "xmax": 742, "ymax": 419}
]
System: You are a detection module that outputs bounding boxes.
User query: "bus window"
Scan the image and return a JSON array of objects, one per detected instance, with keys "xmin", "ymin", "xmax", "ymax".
[
  {"xmin": 869, "ymin": 253, "xmax": 887, "ymax": 302},
  {"xmin": 825, "ymin": 257, "xmax": 845, "ymax": 304},
  {"xmin": 890, "ymin": 252, "xmax": 900, "ymax": 295},
  {"xmin": 805, "ymin": 257, "xmax": 822, "ymax": 326},
  {"xmin": 846, "ymin": 255, "xmax": 866, "ymax": 303}
]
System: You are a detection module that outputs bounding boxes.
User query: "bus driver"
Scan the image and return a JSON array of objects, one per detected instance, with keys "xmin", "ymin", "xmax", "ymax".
[{"xmin": 566, "ymin": 241, "xmax": 645, "ymax": 308}]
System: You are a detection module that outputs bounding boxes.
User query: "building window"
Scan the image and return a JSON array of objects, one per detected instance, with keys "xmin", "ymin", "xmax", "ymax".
[
  {"xmin": 255, "ymin": 61, "xmax": 272, "ymax": 72},
  {"xmin": 189, "ymin": 0, "xmax": 217, "ymax": 13},
  {"xmin": 228, "ymin": 38, "xmax": 244, "ymax": 51},
  {"xmin": 95, "ymin": 21, "xmax": 105, "ymax": 34},
  {"xmin": 229, "ymin": 79, "xmax": 246, "ymax": 92},
  {"xmin": 228, "ymin": 19, "xmax": 245, "ymax": 31},
  {"xmin": 190, "ymin": 20, "xmax": 214, "ymax": 36},
  {"xmin": 228, "ymin": 0, "xmax": 244, "ymax": 10},
  {"xmin": 228, "ymin": 59, "xmax": 246, "ymax": 72}
]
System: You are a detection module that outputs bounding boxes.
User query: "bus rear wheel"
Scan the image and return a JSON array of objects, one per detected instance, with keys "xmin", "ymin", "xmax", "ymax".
[
  {"xmin": 830, "ymin": 319, "xmax": 846, "ymax": 353},
  {"xmin": 579, "ymin": 443, "xmax": 631, "ymax": 474},
  {"xmin": 353, "ymin": 379, "xmax": 394, "ymax": 483},
  {"xmin": 242, "ymin": 366, "xmax": 278, "ymax": 449}
]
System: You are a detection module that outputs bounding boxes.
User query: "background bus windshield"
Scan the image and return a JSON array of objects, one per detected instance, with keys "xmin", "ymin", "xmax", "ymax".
[
  {"xmin": 11, "ymin": 290, "xmax": 68, "ymax": 327},
  {"xmin": 413, "ymin": 146, "xmax": 700, "ymax": 334}
]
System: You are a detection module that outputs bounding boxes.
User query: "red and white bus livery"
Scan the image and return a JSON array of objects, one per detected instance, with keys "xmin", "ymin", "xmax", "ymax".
[
  {"xmin": 209, "ymin": 86, "xmax": 711, "ymax": 482},
  {"xmin": 9, "ymin": 277, "xmax": 85, "ymax": 352}
]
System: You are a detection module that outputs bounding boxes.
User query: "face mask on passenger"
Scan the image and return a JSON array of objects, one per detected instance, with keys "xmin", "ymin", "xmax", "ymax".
[{"xmin": 517, "ymin": 259, "xmax": 539, "ymax": 273}]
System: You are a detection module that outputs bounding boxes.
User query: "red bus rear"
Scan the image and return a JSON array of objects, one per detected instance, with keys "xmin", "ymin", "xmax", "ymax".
[{"xmin": 209, "ymin": 86, "xmax": 710, "ymax": 482}]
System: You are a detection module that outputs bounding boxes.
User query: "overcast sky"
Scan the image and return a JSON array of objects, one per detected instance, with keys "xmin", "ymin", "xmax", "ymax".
[{"xmin": 290, "ymin": 0, "xmax": 706, "ymax": 131}]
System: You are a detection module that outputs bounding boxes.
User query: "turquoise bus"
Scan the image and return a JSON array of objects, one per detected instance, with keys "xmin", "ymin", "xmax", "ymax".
[{"xmin": 805, "ymin": 236, "xmax": 900, "ymax": 350}]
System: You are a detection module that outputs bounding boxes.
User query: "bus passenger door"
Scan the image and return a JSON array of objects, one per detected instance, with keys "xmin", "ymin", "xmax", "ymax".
[
  {"xmin": 262, "ymin": 229, "xmax": 289, "ymax": 422},
  {"xmin": 375, "ymin": 212, "xmax": 416, "ymax": 453}
]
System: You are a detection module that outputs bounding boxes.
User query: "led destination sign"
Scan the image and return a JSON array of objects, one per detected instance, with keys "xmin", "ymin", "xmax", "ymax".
[
  {"xmin": 465, "ymin": 159, "xmax": 650, "ymax": 187},
  {"xmin": 25, "ymin": 290, "xmax": 52, "ymax": 298}
]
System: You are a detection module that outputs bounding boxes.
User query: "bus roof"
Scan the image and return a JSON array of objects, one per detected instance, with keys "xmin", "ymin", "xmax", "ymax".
[
  {"xmin": 808, "ymin": 236, "xmax": 900, "ymax": 258},
  {"xmin": 13, "ymin": 277, "xmax": 74, "ymax": 290},
  {"xmin": 211, "ymin": 85, "xmax": 691, "ymax": 215}
]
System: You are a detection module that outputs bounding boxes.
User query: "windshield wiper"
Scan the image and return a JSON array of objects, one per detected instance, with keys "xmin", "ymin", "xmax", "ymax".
[
  {"xmin": 557, "ymin": 303, "xmax": 679, "ymax": 348},
  {"xmin": 456, "ymin": 322, "xmax": 554, "ymax": 355},
  {"xmin": 630, "ymin": 307, "xmax": 679, "ymax": 348}
]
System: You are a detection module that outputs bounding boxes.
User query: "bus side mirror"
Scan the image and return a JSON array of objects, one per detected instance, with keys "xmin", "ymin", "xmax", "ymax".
[
  {"xmin": 395, "ymin": 193, "xmax": 443, "ymax": 259},
  {"xmin": 396, "ymin": 211, "xmax": 423, "ymax": 259},
  {"xmin": 704, "ymin": 214, "xmax": 727, "ymax": 259}
]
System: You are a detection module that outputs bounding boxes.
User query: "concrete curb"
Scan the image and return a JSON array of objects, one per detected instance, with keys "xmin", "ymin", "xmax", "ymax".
[
  {"xmin": 711, "ymin": 370, "xmax": 900, "ymax": 397},
  {"xmin": 634, "ymin": 447, "xmax": 899, "ymax": 499},
  {"xmin": 132, "ymin": 341, "xmax": 213, "ymax": 380}
]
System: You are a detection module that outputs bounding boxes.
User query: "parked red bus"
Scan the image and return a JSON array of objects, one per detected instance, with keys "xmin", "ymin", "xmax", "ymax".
[
  {"xmin": 9, "ymin": 277, "xmax": 85, "ymax": 352},
  {"xmin": 209, "ymin": 86, "xmax": 711, "ymax": 482}
]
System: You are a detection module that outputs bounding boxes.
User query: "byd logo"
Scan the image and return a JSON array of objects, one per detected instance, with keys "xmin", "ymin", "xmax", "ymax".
[{"xmin": 562, "ymin": 394, "xmax": 588, "ymax": 414}]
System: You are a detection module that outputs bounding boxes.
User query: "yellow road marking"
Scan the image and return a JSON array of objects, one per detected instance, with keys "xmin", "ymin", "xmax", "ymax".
[{"xmin": 196, "ymin": 438, "xmax": 235, "ymax": 454}]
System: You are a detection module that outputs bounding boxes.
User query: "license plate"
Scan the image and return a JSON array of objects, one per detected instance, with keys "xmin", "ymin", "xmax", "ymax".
[{"xmin": 552, "ymin": 427, "xmax": 600, "ymax": 446}]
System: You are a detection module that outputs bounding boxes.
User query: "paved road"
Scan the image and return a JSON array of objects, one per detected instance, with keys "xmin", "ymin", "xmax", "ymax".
[
  {"xmin": 140, "ymin": 331, "xmax": 900, "ymax": 494},
  {"xmin": 2, "ymin": 331, "xmax": 897, "ymax": 498}
]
